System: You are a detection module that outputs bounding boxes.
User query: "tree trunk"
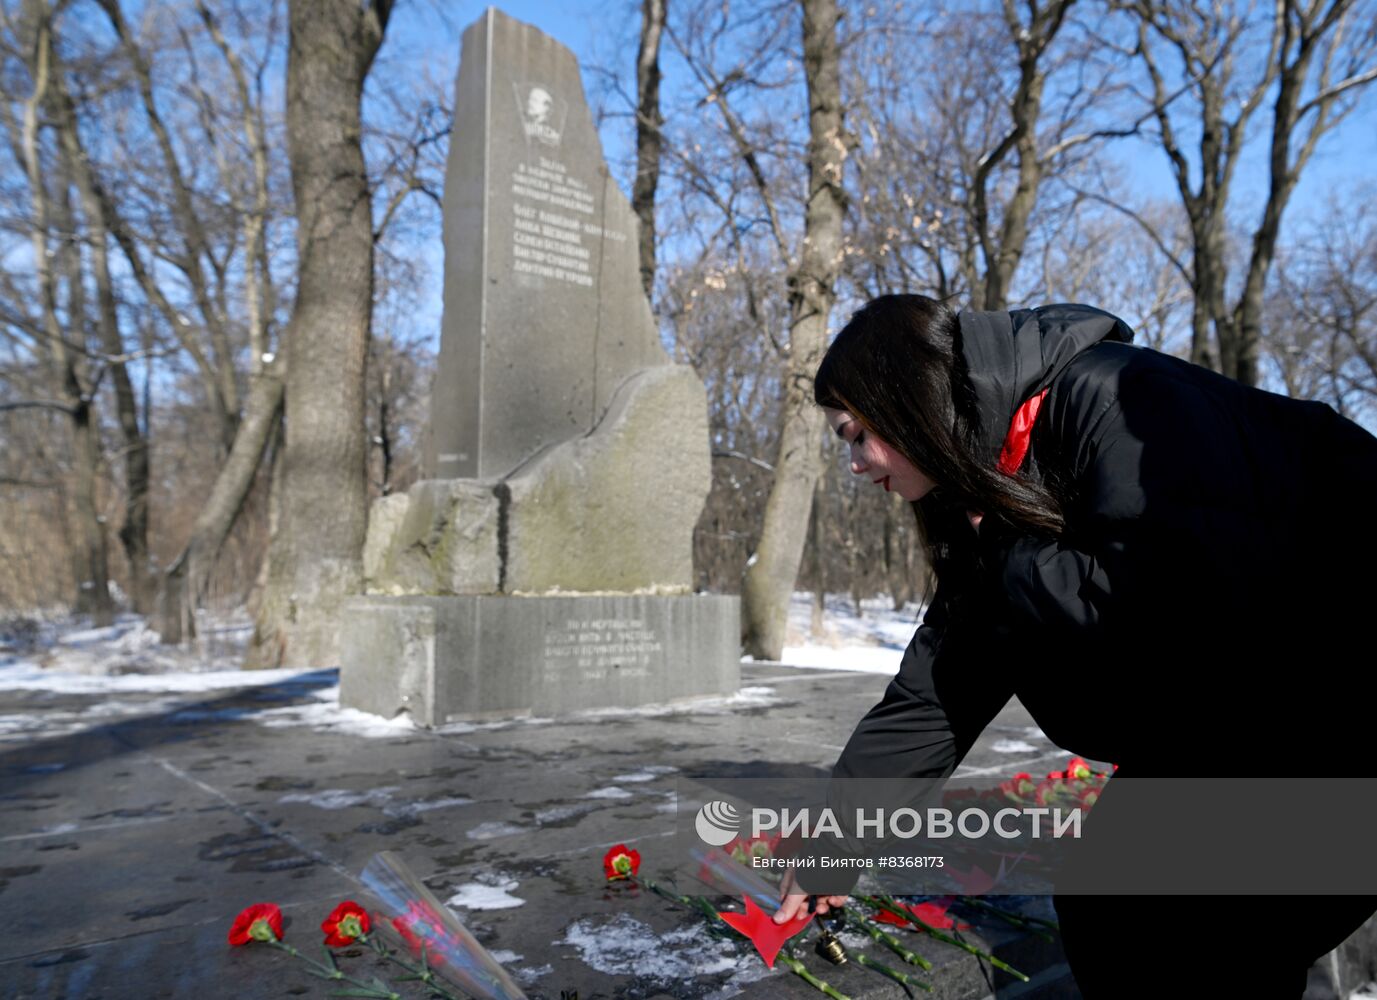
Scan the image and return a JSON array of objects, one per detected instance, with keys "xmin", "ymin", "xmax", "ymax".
[
  {"xmin": 53, "ymin": 75, "xmax": 152, "ymax": 614},
  {"xmin": 808, "ymin": 477, "xmax": 826, "ymax": 638},
  {"xmin": 741, "ymin": 0, "xmax": 848, "ymax": 660},
  {"xmin": 246, "ymin": 0, "xmax": 389, "ymax": 668},
  {"xmin": 18, "ymin": 1, "xmax": 113, "ymax": 623},
  {"xmin": 633, "ymin": 0, "xmax": 666, "ymax": 303},
  {"xmin": 160, "ymin": 367, "xmax": 283, "ymax": 643},
  {"xmin": 977, "ymin": 0, "xmax": 1070, "ymax": 311}
]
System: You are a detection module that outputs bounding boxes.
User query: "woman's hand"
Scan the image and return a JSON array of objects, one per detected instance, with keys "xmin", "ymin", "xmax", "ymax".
[
  {"xmin": 773, "ymin": 867, "xmax": 848, "ymax": 924},
  {"xmin": 967, "ymin": 510, "xmax": 984, "ymax": 535}
]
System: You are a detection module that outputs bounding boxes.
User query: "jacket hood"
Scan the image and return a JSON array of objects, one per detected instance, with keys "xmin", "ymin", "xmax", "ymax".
[{"xmin": 958, "ymin": 303, "xmax": 1135, "ymax": 467}]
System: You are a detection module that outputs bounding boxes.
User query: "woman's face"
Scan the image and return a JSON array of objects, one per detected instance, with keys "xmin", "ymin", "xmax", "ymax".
[{"xmin": 824, "ymin": 407, "xmax": 937, "ymax": 502}]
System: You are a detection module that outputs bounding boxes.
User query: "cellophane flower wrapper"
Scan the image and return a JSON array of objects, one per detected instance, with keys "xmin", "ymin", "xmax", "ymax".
[
  {"xmin": 361, "ymin": 851, "xmax": 528, "ymax": 1000},
  {"xmin": 689, "ymin": 846, "xmax": 782, "ymax": 912}
]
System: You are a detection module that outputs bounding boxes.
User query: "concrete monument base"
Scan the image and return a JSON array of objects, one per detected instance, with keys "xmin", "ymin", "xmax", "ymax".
[{"xmin": 339, "ymin": 593, "xmax": 739, "ymax": 725}]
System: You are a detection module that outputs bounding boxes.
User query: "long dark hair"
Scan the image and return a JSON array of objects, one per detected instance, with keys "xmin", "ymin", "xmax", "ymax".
[{"xmin": 813, "ymin": 294, "xmax": 1068, "ymax": 601}]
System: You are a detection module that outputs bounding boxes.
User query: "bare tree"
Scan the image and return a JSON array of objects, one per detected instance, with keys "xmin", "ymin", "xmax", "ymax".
[
  {"xmin": 738, "ymin": 0, "xmax": 851, "ymax": 660},
  {"xmin": 841, "ymin": 0, "xmax": 1125, "ymax": 310},
  {"xmin": 1267, "ymin": 192, "xmax": 1377, "ymax": 416},
  {"xmin": 1038, "ymin": 194, "xmax": 1195, "ymax": 352},
  {"xmin": 634, "ymin": 0, "xmax": 667, "ymax": 302},
  {"xmin": 246, "ymin": 0, "xmax": 392, "ymax": 668},
  {"xmin": 4, "ymin": 0, "xmax": 116, "ymax": 624},
  {"xmin": 1117, "ymin": 0, "xmax": 1377, "ymax": 383}
]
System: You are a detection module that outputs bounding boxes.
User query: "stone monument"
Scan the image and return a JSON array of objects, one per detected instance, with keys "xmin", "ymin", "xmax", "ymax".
[{"xmin": 339, "ymin": 8, "xmax": 739, "ymax": 725}]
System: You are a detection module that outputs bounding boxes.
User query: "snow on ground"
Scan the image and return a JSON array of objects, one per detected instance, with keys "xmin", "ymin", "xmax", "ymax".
[
  {"xmin": 1, "ymin": 613, "xmax": 253, "ymax": 676},
  {"xmin": 446, "ymin": 876, "xmax": 525, "ymax": 910},
  {"xmin": 557, "ymin": 912, "xmax": 772, "ymax": 993},
  {"xmin": 773, "ymin": 591, "xmax": 926, "ymax": 673},
  {"xmin": 0, "ymin": 594, "xmax": 922, "ymax": 741}
]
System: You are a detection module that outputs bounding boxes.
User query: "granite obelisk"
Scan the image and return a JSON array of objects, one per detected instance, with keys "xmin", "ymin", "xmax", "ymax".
[{"xmin": 340, "ymin": 9, "xmax": 738, "ymax": 724}]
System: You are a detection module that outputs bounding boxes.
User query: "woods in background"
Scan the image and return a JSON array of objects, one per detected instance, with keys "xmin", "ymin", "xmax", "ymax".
[{"xmin": 2, "ymin": 0, "xmax": 1375, "ymax": 664}]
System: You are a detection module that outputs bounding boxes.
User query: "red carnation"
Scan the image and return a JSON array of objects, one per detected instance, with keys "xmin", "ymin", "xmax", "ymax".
[
  {"xmin": 603, "ymin": 843, "xmax": 641, "ymax": 881},
  {"xmin": 1066, "ymin": 757, "xmax": 1092, "ymax": 780},
  {"xmin": 1079, "ymin": 786, "xmax": 1101, "ymax": 810},
  {"xmin": 228, "ymin": 902, "xmax": 283, "ymax": 946},
  {"xmin": 321, "ymin": 900, "xmax": 371, "ymax": 947}
]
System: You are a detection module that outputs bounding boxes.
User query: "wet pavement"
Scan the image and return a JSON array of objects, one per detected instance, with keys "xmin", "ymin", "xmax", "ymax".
[{"xmin": 0, "ymin": 660, "xmax": 1154, "ymax": 999}]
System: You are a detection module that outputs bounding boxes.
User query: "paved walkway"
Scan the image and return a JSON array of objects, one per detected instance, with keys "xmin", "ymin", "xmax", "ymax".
[{"xmin": 0, "ymin": 658, "xmax": 1358, "ymax": 998}]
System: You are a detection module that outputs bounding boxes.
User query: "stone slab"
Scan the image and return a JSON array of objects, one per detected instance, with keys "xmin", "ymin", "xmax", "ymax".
[
  {"xmin": 363, "ymin": 480, "xmax": 503, "ymax": 596},
  {"xmin": 502, "ymin": 364, "xmax": 709, "ymax": 593},
  {"xmin": 428, "ymin": 8, "xmax": 672, "ymax": 481},
  {"xmin": 338, "ymin": 593, "xmax": 739, "ymax": 724},
  {"xmin": 367, "ymin": 365, "xmax": 709, "ymax": 597}
]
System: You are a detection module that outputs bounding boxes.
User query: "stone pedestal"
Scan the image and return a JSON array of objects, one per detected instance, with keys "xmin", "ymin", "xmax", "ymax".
[{"xmin": 339, "ymin": 594, "xmax": 739, "ymax": 725}]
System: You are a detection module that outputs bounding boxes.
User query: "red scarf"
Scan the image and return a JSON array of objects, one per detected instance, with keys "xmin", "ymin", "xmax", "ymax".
[{"xmin": 997, "ymin": 388, "xmax": 1049, "ymax": 476}]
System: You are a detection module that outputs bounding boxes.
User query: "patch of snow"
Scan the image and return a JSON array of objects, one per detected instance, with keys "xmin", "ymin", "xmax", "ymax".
[
  {"xmin": 445, "ymin": 879, "xmax": 524, "ymax": 910},
  {"xmin": 276, "ymin": 788, "xmax": 472, "ymax": 819},
  {"xmin": 390, "ymin": 796, "xmax": 473, "ymax": 816},
  {"xmin": 0, "ymin": 664, "xmax": 330, "ymax": 694},
  {"xmin": 466, "ymin": 821, "xmax": 528, "ymax": 840},
  {"xmin": 251, "ymin": 685, "xmax": 416, "ymax": 738},
  {"xmin": 513, "ymin": 963, "xmax": 552, "ymax": 986},
  {"xmin": 564, "ymin": 684, "xmax": 782, "ymax": 720},
  {"xmin": 775, "ymin": 645, "xmax": 902, "ymax": 672},
  {"xmin": 558, "ymin": 913, "xmax": 746, "ymax": 980},
  {"xmin": 0, "ymin": 613, "xmax": 255, "ymax": 679},
  {"xmin": 435, "ymin": 716, "xmax": 557, "ymax": 734},
  {"xmin": 487, "ymin": 949, "xmax": 522, "ymax": 964},
  {"xmin": 992, "ymin": 739, "xmax": 1038, "ymax": 753},
  {"xmin": 611, "ymin": 765, "xmax": 678, "ymax": 782},
  {"xmin": 279, "ymin": 787, "xmax": 401, "ymax": 810},
  {"xmin": 773, "ymin": 592, "xmax": 929, "ymax": 673},
  {"xmin": 583, "ymin": 786, "xmax": 633, "ymax": 800},
  {"xmin": 532, "ymin": 803, "xmax": 599, "ymax": 825}
]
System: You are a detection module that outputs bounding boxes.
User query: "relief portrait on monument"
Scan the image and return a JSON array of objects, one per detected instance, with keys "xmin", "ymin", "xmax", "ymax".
[{"xmin": 515, "ymin": 83, "xmax": 565, "ymax": 147}]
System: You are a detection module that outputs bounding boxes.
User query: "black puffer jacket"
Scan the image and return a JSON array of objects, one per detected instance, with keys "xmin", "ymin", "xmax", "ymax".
[{"xmin": 832, "ymin": 303, "xmax": 1377, "ymax": 783}]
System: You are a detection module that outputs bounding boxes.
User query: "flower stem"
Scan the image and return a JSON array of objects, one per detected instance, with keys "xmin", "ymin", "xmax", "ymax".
[
  {"xmin": 632, "ymin": 875, "xmax": 739, "ymax": 936},
  {"xmin": 265, "ymin": 940, "xmax": 399, "ymax": 998},
  {"xmin": 867, "ymin": 895, "xmax": 1029, "ymax": 983},
  {"xmin": 362, "ymin": 933, "xmax": 464, "ymax": 1000},
  {"xmin": 852, "ymin": 952, "xmax": 933, "ymax": 992},
  {"xmin": 956, "ymin": 897, "xmax": 1058, "ymax": 940},
  {"xmin": 776, "ymin": 952, "xmax": 852, "ymax": 1000},
  {"xmin": 842, "ymin": 910, "xmax": 933, "ymax": 970}
]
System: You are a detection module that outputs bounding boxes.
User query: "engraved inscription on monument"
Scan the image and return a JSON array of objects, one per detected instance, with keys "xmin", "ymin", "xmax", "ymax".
[
  {"xmin": 508, "ymin": 155, "xmax": 630, "ymax": 289},
  {"xmin": 544, "ymin": 617, "xmax": 664, "ymax": 681}
]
